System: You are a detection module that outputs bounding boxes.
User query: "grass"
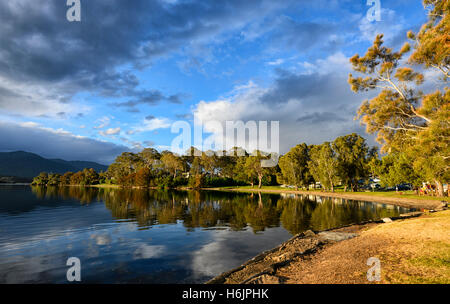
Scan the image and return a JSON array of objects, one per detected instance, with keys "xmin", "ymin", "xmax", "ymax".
[
  {"xmin": 332, "ymin": 189, "xmax": 450, "ymax": 202},
  {"xmin": 273, "ymin": 210, "xmax": 450, "ymax": 284},
  {"xmin": 212, "ymin": 185, "xmax": 450, "ymax": 202},
  {"xmin": 367, "ymin": 210, "xmax": 450, "ymax": 284},
  {"xmin": 91, "ymin": 183, "xmax": 120, "ymax": 188}
]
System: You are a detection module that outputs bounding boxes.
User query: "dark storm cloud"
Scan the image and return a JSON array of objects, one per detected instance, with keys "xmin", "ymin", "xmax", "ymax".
[
  {"xmin": 260, "ymin": 68, "xmax": 358, "ymax": 107},
  {"xmin": 0, "ymin": 0, "xmax": 291, "ymax": 114},
  {"xmin": 296, "ymin": 112, "xmax": 347, "ymax": 124},
  {"xmin": 0, "ymin": 122, "xmax": 130, "ymax": 164},
  {"xmin": 110, "ymin": 91, "xmax": 184, "ymax": 108}
]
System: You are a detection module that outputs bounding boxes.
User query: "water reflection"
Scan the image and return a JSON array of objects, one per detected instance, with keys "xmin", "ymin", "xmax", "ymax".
[
  {"xmin": 30, "ymin": 186, "xmax": 411, "ymax": 234},
  {"xmin": 0, "ymin": 186, "xmax": 414, "ymax": 283}
]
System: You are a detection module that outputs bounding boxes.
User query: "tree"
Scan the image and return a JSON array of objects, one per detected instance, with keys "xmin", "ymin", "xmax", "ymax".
[
  {"xmin": 188, "ymin": 157, "xmax": 204, "ymax": 188},
  {"xmin": 47, "ymin": 173, "xmax": 61, "ymax": 186},
  {"xmin": 160, "ymin": 151, "xmax": 183, "ymax": 178},
  {"xmin": 32, "ymin": 172, "xmax": 48, "ymax": 185},
  {"xmin": 233, "ymin": 156, "xmax": 249, "ymax": 185},
  {"xmin": 308, "ymin": 143, "xmax": 339, "ymax": 191},
  {"xmin": 107, "ymin": 152, "xmax": 142, "ymax": 182},
  {"xmin": 216, "ymin": 152, "xmax": 237, "ymax": 178},
  {"xmin": 244, "ymin": 151, "xmax": 275, "ymax": 188},
  {"xmin": 70, "ymin": 171, "xmax": 84, "ymax": 185},
  {"xmin": 200, "ymin": 151, "xmax": 218, "ymax": 176},
  {"xmin": 278, "ymin": 143, "xmax": 311, "ymax": 190},
  {"xmin": 366, "ymin": 148, "xmax": 381, "ymax": 179},
  {"xmin": 60, "ymin": 172, "xmax": 74, "ymax": 185},
  {"xmin": 407, "ymin": 0, "xmax": 449, "ymax": 78},
  {"xmin": 348, "ymin": 2, "xmax": 449, "ymax": 196},
  {"xmin": 333, "ymin": 134, "xmax": 371, "ymax": 192},
  {"xmin": 376, "ymin": 153, "xmax": 422, "ymax": 188},
  {"xmin": 349, "ymin": 34, "xmax": 426, "ymax": 152},
  {"xmin": 139, "ymin": 148, "xmax": 161, "ymax": 169},
  {"xmin": 135, "ymin": 167, "xmax": 152, "ymax": 187},
  {"xmin": 82, "ymin": 168, "xmax": 99, "ymax": 185}
]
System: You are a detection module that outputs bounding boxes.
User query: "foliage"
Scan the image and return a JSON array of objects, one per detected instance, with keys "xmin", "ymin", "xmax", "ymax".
[
  {"xmin": 376, "ymin": 153, "xmax": 422, "ymax": 187},
  {"xmin": 278, "ymin": 143, "xmax": 312, "ymax": 190},
  {"xmin": 31, "ymin": 172, "xmax": 48, "ymax": 185},
  {"xmin": 308, "ymin": 142, "xmax": 340, "ymax": 191},
  {"xmin": 333, "ymin": 133, "xmax": 372, "ymax": 191},
  {"xmin": 243, "ymin": 151, "xmax": 276, "ymax": 188},
  {"xmin": 349, "ymin": 1, "xmax": 449, "ymax": 195},
  {"xmin": 407, "ymin": 0, "xmax": 449, "ymax": 78}
]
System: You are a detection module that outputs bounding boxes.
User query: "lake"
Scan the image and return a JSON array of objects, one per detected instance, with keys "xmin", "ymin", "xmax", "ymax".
[{"xmin": 0, "ymin": 185, "xmax": 414, "ymax": 283}]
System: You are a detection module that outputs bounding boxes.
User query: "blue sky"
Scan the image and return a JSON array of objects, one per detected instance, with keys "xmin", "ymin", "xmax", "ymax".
[{"xmin": 0, "ymin": 0, "xmax": 429, "ymax": 164}]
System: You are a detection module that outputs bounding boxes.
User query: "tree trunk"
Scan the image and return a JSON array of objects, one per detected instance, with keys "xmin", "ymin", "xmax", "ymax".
[
  {"xmin": 331, "ymin": 183, "xmax": 334, "ymax": 193},
  {"xmin": 435, "ymin": 180, "xmax": 444, "ymax": 197},
  {"xmin": 258, "ymin": 174, "xmax": 262, "ymax": 189},
  {"xmin": 250, "ymin": 181, "xmax": 254, "ymax": 188}
]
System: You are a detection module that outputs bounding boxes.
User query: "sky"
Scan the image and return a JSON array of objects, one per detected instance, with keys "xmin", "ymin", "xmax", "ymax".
[{"xmin": 0, "ymin": 0, "xmax": 430, "ymax": 164}]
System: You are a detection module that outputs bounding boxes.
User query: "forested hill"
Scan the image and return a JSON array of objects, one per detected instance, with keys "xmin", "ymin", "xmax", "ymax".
[{"xmin": 0, "ymin": 151, "xmax": 108, "ymax": 179}]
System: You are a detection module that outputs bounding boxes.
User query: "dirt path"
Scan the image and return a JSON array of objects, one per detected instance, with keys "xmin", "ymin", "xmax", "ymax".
[
  {"xmin": 207, "ymin": 188, "xmax": 447, "ymax": 210},
  {"xmin": 207, "ymin": 210, "xmax": 450, "ymax": 284}
]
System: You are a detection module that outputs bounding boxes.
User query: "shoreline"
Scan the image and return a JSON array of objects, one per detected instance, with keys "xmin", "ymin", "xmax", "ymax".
[
  {"xmin": 206, "ymin": 209, "xmax": 450, "ymax": 284},
  {"xmin": 205, "ymin": 187, "xmax": 448, "ymax": 210}
]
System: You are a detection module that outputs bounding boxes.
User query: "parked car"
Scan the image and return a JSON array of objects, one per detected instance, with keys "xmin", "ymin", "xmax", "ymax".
[{"xmin": 397, "ymin": 183, "xmax": 412, "ymax": 191}]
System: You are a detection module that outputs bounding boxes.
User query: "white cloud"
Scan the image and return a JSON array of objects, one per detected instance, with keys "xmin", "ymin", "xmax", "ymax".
[
  {"xmin": 90, "ymin": 234, "xmax": 112, "ymax": 246},
  {"xmin": 0, "ymin": 75, "xmax": 86, "ymax": 118},
  {"xmin": 192, "ymin": 53, "xmax": 374, "ymax": 153},
  {"xmin": 190, "ymin": 228, "xmax": 292, "ymax": 280},
  {"xmin": 100, "ymin": 127, "xmax": 121, "ymax": 137},
  {"xmin": 131, "ymin": 117, "xmax": 172, "ymax": 134},
  {"xmin": 93, "ymin": 116, "xmax": 111, "ymax": 129},
  {"xmin": 358, "ymin": 8, "xmax": 405, "ymax": 43},
  {"xmin": 133, "ymin": 244, "xmax": 165, "ymax": 260},
  {"xmin": 267, "ymin": 58, "xmax": 284, "ymax": 66}
]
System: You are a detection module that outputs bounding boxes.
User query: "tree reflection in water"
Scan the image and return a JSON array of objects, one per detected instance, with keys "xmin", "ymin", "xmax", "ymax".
[{"xmin": 31, "ymin": 186, "xmax": 412, "ymax": 234}]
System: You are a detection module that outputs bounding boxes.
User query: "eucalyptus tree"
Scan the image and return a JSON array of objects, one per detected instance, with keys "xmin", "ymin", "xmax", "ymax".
[
  {"xmin": 348, "ymin": 1, "xmax": 449, "ymax": 195},
  {"xmin": 332, "ymin": 134, "xmax": 371, "ymax": 192},
  {"xmin": 308, "ymin": 142, "xmax": 339, "ymax": 192},
  {"xmin": 244, "ymin": 151, "xmax": 275, "ymax": 188},
  {"xmin": 278, "ymin": 143, "xmax": 311, "ymax": 190},
  {"xmin": 160, "ymin": 151, "xmax": 184, "ymax": 178}
]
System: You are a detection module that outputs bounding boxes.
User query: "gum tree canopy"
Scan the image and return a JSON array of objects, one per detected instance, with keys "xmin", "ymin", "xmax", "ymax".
[{"xmin": 348, "ymin": 0, "xmax": 449, "ymax": 196}]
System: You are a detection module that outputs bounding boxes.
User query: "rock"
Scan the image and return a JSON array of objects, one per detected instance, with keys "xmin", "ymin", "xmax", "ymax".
[
  {"xmin": 303, "ymin": 230, "xmax": 316, "ymax": 238},
  {"xmin": 271, "ymin": 252, "xmax": 295, "ymax": 263},
  {"xmin": 317, "ymin": 232, "xmax": 358, "ymax": 242},
  {"xmin": 399, "ymin": 211, "xmax": 422, "ymax": 217},
  {"xmin": 247, "ymin": 274, "xmax": 281, "ymax": 284},
  {"xmin": 382, "ymin": 217, "xmax": 393, "ymax": 223}
]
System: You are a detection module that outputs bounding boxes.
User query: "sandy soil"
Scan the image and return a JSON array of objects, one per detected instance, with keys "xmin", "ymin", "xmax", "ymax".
[{"xmin": 207, "ymin": 210, "xmax": 450, "ymax": 284}]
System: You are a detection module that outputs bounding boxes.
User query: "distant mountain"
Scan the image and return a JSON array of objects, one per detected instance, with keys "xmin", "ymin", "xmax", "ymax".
[
  {"xmin": 0, "ymin": 151, "xmax": 108, "ymax": 179},
  {"xmin": 49, "ymin": 159, "xmax": 108, "ymax": 173}
]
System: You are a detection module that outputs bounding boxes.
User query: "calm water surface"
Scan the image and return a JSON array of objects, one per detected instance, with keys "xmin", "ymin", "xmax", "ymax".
[{"xmin": 0, "ymin": 185, "xmax": 414, "ymax": 283}]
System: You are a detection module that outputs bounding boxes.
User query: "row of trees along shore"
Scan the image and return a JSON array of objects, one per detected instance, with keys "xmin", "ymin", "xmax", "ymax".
[
  {"xmin": 32, "ymin": 0, "xmax": 448, "ymax": 196},
  {"xmin": 32, "ymin": 133, "xmax": 376, "ymax": 191},
  {"xmin": 32, "ymin": 132, "xmax": 446, "ymax": 196}
]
